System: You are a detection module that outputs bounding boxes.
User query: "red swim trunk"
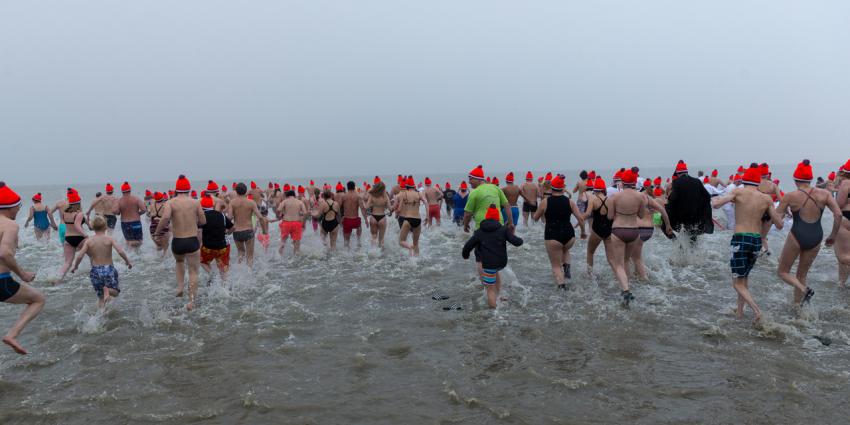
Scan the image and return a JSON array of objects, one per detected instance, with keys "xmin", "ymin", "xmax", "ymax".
[
  {"xmin": 428, "ymin": 204, "xmax": 441, "ymax": 219},
  {"xmin": 279, "ymin": 220, "xmax": 303, "ymax": 241},
  {"xmin": 201, "ymin": 245, "xmax": 230, "ymax": 269},
  {"xmin": 342, "ymin": 217, "xmax": 361, "ymax": 235}
]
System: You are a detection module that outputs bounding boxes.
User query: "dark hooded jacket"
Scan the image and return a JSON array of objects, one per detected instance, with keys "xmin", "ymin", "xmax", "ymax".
[
  {"xmin": 461, "ymin": 219, "xmax": 523, "ymax": 270},
  {"xmin": 666, "ymin": 174, "xmax": 714, "ymax": 235}
]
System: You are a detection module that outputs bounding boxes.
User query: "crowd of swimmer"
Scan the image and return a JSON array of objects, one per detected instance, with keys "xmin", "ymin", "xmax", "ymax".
[{"xmin": 1, "ymin": 158, "xmax": 850, "ymax": 355}]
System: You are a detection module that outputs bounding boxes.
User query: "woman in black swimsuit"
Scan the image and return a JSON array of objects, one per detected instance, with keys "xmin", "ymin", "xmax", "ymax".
[
  {"xmin": 58, "ymin": 189, "xmax": 88, "ymax": 282},
  {"xmin": 313, "ymin": 190, "xmax": 340, "ymax": 252},
  {"xmin": 365, "ymin": 181, "xmax": 391, "ymax": 248},
  {"xmin": 533, "ymin": 176, "xmax": 585, "ymax": 290},
  {"xmin": 580, "ymin": 177, "xmax": 614, "ymax": 276}
]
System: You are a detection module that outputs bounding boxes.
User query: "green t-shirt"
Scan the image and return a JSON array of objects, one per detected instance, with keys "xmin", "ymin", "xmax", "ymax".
[{"xmin": 464, "ymin": 183, "xmax": 509, "ymax": 229}]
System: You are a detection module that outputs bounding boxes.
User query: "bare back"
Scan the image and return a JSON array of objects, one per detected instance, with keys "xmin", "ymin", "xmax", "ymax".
[
  {"xmin": 502, "ymin": 184, "xmax": 520, "ymax": 206},
  {"xmin": 230, "ymin": 196, "xmax": 259, "ymax": 232},
  {"xmin": 519, "ymin": 182, "xmax": 539, "ymax": 205},
  {"xmin": 83, "ymin": 234, "xmax": 117, "ymax": 266},
  {"xmin": 118, "ymin": 194, "xmax": 145, "ymax": 222},
  {"xmin": 165, "ymin": 195, "xmax": 205, "ymax": 238},
  {"xmin": 609, "ymin": 189, "xmax": 645, "ymax": 228},
  {"xmin": 341, "ymin": 192, "xmax": 362, "ymax": 219}
]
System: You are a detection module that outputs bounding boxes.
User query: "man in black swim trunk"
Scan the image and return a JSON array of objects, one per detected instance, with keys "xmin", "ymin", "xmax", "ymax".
[{"xmin": 0, "ymin": 182, "xmax": 45, "ymax": 355}]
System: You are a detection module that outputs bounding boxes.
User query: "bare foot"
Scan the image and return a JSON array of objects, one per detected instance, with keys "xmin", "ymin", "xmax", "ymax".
[
  {"xmin": 175, "ymin": 291, "xmax": 184, "ymax": 297},
  {"xmin": 186, "ymin": 302, "xmax": 194, "ymax": 311},
  {"xmin": 2, "ymin": 336, "xmax": 27, "ymax": 355},
  {"xmin": 752, "ymin": 312, "xmax": 762, "ymax": 326}
]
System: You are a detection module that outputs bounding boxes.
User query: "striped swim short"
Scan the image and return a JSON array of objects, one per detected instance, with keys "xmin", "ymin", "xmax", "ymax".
[
  {"xmin": 730, "ymin": 233, "xmax": 762, "ymax": 278},
  {"xmin": 480, "ymin": 268, "xmax": 501, "ymax": 286}
]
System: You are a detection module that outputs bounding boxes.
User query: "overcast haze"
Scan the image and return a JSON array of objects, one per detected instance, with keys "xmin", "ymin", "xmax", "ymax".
[{"xmin": 1, "ymin": 1, "xmax": 849, "ymax": 185}]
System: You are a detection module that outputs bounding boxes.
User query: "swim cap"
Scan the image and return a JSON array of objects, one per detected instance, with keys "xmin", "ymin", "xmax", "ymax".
[
  {"xmin": 201, "ymin": 195, "xmax": 214, "ymax": 210},
  {"xmin": 674, "ymin": 160, "xmax": 688, "ymax": 174},
  {"xmin": 32, "ymin": 193, "xmax": 42, "ymax": 202},
  {"xmin": 67, "ymin": 188, "xmax": 81, "ymax": 205},
  {"xmin": 593, "ymin": 178, "xmax": 607, "ymax": 191},
  {"xmin": 274, "ymin": 183, "xmax": 280, "ymax": 190},
  {"xmin": 105, "ymin": 183, "xmax": 114, "ymax": 194},
  {"xmin": 643, "ymin": 178, "xmax": 652, "ymax": 188},
  {"xmin": 121, "ymin": 181, "xmax": 131, "ymax": 193},
  {"xmin": 424, "ymin": 177, "xmax": 432, "ymax": 186},
  {"xmin": 0, "ymin": 183, "xmax": 21, "ymax": 209},
  {"xmin": 742, "ymin": 165, "xmax": 761, "ymax": 186},
  {"xmin": 268, "ymin": 182, "xmax": 273, "ymax": 189},
  {"xmin": 737, "ymin": 166, "xmax": 745, "ymax": 173},
  {"xmin": 621, "ymin": 169, "xmax": 637, "ymax": 185},
  {"xmin": 221, "ymin": 185, "xmax": 228, "ymax": 192},
  {"xmin": 551, "ymin": 176, "xmax": 565, "ymax": 191},
  {"xmin": 486, "ymin": 177, "xmax": 491, "ymax": 183},
  {"xmin": 175, "ymin": 175, "xmax": 191, "ymax": 193},
  {"xmin": 711, "ymin": 169, "xmax": 718, "ymax": 177},
  {"xmin": 406, "ymin": 176, "xmax": 416, "ymax": 189},
  {"xmin": 545, "ymin": 172, "xmax": 552, "ymax": 182},
  {"xmin": 588, "ymin": 171, "xmax": 597, "ymax": 180},
  {"xmin": 460, "ymin": 181, "xmax": 468, "ymax": 190},
  {"xmin": 653, "ymin": 187, "xmax": 663, "ymax": 197},
  {"xmin": 525, "ymin": 171, "xmax": 533, "ymax": 181},
  {"xmin": 485, "ymin": 204, "xmax": 500, "ymax": 221},
  {"xmin": 505, "ymin": 172, "xmax": 514, "ymax": 183},
  {"xmin": 733, "ymin": 174, "xmax": 742, "ymax": 183},
  {"xmin": 613, "ymin": 169, "xmax": 623, "ymax": 182},
  {"xmin": 469, "ymin": 165, "xmax": 485, "ymax": 181}
]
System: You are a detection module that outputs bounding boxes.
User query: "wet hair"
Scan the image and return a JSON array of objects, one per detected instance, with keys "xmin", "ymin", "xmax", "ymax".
[
  {"xmin": 65, "ymin": 203, "xmax": 80, "ymax": 213},
  {"xmin": 370, "ymin": 181, "xmax": 386, "ymax": 196},
  {"xmin": 579, "ymin": 170, "xmax": 588, "ymax": 180},
  {"xmin": 313, "ymin": 188, "xmax": 321, "ymax": 197},
  {"xmin": 631, "ymin": 166, "xmax": 639, "ymax": 174},
  {"xmin": 285, "ymin": 190, "xmax": 296, "ymax": 198},
  {"xmin": 322, "ymin": 190, "xmax": 333, "ymax": 200},
  {"xmin": 347, "ymin": 181, "xmax": 356, "ymax": 191},
  {"xmin": 95, "ymin": 192, "xmax": 102, "ymax": 198},
  {"xmin": 91, "ymin": 215, "xmax": 107, "ymax": 231},
  {"xmin": 697, "ymin": 171, "xmax": 704, "ymax": 177},
  {"xmin": 235, "ymin": 183, "xmax": 248, "ymax": 195}
]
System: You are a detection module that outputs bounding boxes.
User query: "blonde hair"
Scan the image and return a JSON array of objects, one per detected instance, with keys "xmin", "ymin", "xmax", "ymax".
[{"xmin": 91, "ymin": 215, "xmax": 107, "ymax": 231}]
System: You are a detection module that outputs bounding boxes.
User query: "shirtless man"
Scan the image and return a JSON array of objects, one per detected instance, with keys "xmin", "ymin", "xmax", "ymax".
[
  {"xmin": 334, "ymin": 181, "xmax": 364, "ymax": 248},
  {"xmin": 154, "ymin": 175, "xmax": 206, "ymax": 310},
  {"xmin": 86, "ymin": 183, "xmax": 119, "ymax": 233},
  {"xmin": 275, "ymin": 189, "xmax": 307, "ymax": 257},
  {"xmin": 712, "ymin": 165, "xmax": 783, "ymax": 324},
  {"xmin": 501, "ymin": 172, "xmax": 521, "ymax": 227},
  {"xmin": 230, "ymin": 183, "xmax": 266, "ymax": 267},
  {"xmin": 0, "ymin": 182, "xmax": 44, "ymax": 355},
  {"xmin": 422, "ymin": 178, "xmax": 443, "ymax": 227},
  {"xmin": 520, "ymin": 171, "xmax": 540, "ymax": 226},
  {"xmin": 116, "ymin": 182, "xmax": 147, "ymax": 249},
  {"xmin": 757, "ymin": 163, "xmax": 782, "ymax": 255},
  {"xmin": 708, "ymin": 169, "xmax": 726, "ymax": 189}
]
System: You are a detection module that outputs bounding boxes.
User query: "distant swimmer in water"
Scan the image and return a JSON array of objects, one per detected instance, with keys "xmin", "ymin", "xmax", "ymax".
[
  {"xmin": 396, "ymin": 176, "xmax": 426, "ymax": 256},
  {"xmin": 70, "ymin": 216, "xmax": 132, "ymax": 309},
  {"xmin": 313, "ymin": 189, "xmax": 340, "ymax": 252},
  {"xmin": 274, "ymin": 188, "xmax": 307, "ymax": 257},
  {"xmin": 712, "ymin": 164, "xmax": 783, "ymax": 324},
  {"xmin": 580, "ymin": 177, "xmax": 614, "ymax": 277},
  {"xmin": 198, "ymin": 195, "xmax": 233, "ymax": 280},
  {"xmin": 154, "ymin": 175, "xmax": 206, "ymax": 311},
  {"xmin": 86, "ymin": 183, "xmax": 118, "ymax": 234},
  {"xmin": 117, "ymin": 182, "xmax": 146, "ymax": 250},
  {"xmin": 452, "ymin": 182, "xmax": 469, "ymax": 226},
  {"xmin": 341, "ymin": 181, "xmax": 366, "ymax": 249},
  {"xmin": 0, "ymin": 182, "xmax": 45, "ymax": 355},
  {"xmin": 24, "ymin": 193, "xmax": 56, "ymax": 240},
  {"xmin": 365, "ymin": 179, "xmax": 391, "ymax": 248},
  {"xmin": 230, "ymin": 183, "xmax": 266, "ymax": 267},
  {"xmin": 58, "ymin": 189, "xmax": 89, "ymax": 283},
  {"xmin": 423, "ymin": 178, "xmax": 443, "ymax": 227},
  {"xmin": 533, "ymin": 175, "xmax": 585, "ymax": 290},
  {"xmin": 774, "ymin": 160, "xmax": 842, "ymax": 307},
  {"xmin": 831, "ymin": 159, "xmax": 850, "ymax": 288},
  {"xmin": 607, "ymin": 169, "xmax": 646, "ymax": 307},
  {"xmin": 666, "ymin": 160, "xmax": 714, "ymax": 242},
  {"xmin": 519, "ymin": 171, "xmax": 539, "ymax": 226},
  {"xmin": 462, "ymin": 204, "xmax": 523, "ymax": 308}
]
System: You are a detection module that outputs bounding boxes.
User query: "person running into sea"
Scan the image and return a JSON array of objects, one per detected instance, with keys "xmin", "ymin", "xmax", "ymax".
[
  {"xmin": 757, "ymin": 163, "xmax": 782, "ymax": 255},
  {"xmin": 711, "ymin": 165, "xmax": 783, "ymax": 324},
  {"xmin": 147, "ymin": 192, "xmax": 171, "ymax": 255},
  {"xmin": 501, "ymin": 172, "xmax": 521, "ymax": 227},
  {"xmin": 313, "ymin": 190, "xmax": 340, "ymax": 252},
  {"xmin": 581, "ymin": 177, "xmax": 614, "ymax": 276},
  {"xmin": 57, "ymin": 189, "xmax": 88, "ymax": 283},
  {"xmin": 606, "ymin": 169, "xmax": 645, "ymax": 307},
  {"xmin": 533, "ymin": 176, "xmax": 585, "ymax": 290},
  {"xmin": 198, "ymin": 195, "xmax": 233, "ymax": 281},
  {"xmin": 463, "ymin": 165, "xmax": 514, "ymax": 280},
  {"xmin": 627, "ymin": 184, "xmax": 673, "ymax": 282},
  {"xmin": 452, "ymin": 182, "xmax": 469, "ymax": 226},
  {"xmin": 774, "ymin": 160, "xmax": 842, "ymax": 307},
  {"xmin": 0, "ymin": 182, "xmax": 45, "ymax": 355},
  {"xmin": 396, "ymin": 176, "xmax": 426, "ymax": 256},
  {"xmin": 116, "ymin": 182, "xmax": 146, "ymax": 250},
  {"xmin": 86, "ymin": 184, "xmax": 118, "ymax": 233},
  {"xmin": 443, "ymin": 182, "xmax": 456, "ymax": 218},
  {"xmin": 154, "ymin": 175, "xmax": 206, "ymax": 310},
  {"xmin": 462, "ymin": 204, "xmax": 523, "ymax": 308},
  {"xmin": 341, "ymin": 181, "xmax": 366, "ymax": 248},
  {"xmin": 365, "ymin": 181, "xmax": 391, "ymax": 248},
  {"xmin": 666, "ymin": 160, "xmax": 714, "ymax": 242},
  {"xmin": 229, "ymin": 183, "xmax": 266, "ymax": 267},
  {"xmin": 834, "ymin": 160, "xmax": 850, "ymax": 288},
  {"xmin": 69, "ymin": 216, "xmax": 132, "ymax": 309},
  {"xmin": 422, "ymin": 178, "xmax": 443, "ymax": 227},
  {"xmin": 275, "ymin": 188, "xmax": 307, "ymax": 257},
  {"xmin": 24, "ymin": 193, "xmax": 56, "ymax": 240},
  {"xmin": 519, "ymin": 171, "xmax": 539, "ymax": 226}
]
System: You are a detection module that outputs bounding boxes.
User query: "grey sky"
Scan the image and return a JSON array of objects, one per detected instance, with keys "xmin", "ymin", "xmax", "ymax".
[{"xmin": 2, "ymin": 1, "xmax": 849, "ymax": 185}]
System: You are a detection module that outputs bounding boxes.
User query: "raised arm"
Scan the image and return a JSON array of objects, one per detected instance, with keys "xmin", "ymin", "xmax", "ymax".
[{"xmin": 711, "ymin": 191, "xmax": 736, "ymax": 209}]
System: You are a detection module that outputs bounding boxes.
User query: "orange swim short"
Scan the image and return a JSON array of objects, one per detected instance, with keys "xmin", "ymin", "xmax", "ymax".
[
  {"xmin": 201, "ymin": 245, "xmax": 230, "ymax": 269},
  {"xmin": 279, "ymin": 220, "xmax": 303, "ymax": 241}
]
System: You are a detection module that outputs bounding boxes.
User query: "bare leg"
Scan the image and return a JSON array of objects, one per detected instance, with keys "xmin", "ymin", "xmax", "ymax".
[
  {"xmin": 235, "ymin": 240, "xmax": 246, "ymax": 264},
  {"xmin": 174, "ymin": 254, "xmax": 186, "ymax": 297},
  {"xmin": 835, "ymin": 222, "xmax": 850, "ymax": 287},
  {"xmin": 777, "ymin": 234, "xmax": 806, "ymax": 302},
  {"xmin": 586, "ymin": 232, "xmax": 601, "ymax": 275},
  {"xmin": 329, "ymin": 229, "xmax": 338, "ymax": 252},
  {"xmin": 795, "ymin": 245, "xmax": 820, "ymax": 304},
  {"xmin": 544, "ymin": 240, "xmax": 565, "ymax": 287},
  {"xmin": 628, "ymin": 239, "xmax": 648, "ymax": 281},
  {"xmin": 2, "ymin": 284, "xmax": 46, "ymax": 355},
  {"xmin": 245, "ymin": 239, "xmax": 255, "ymax": 267},
  {"xmin": 369, "ymin": 217, "xmax": 378, "ymax": 246},
  {"xmin": 411, "ymin": 225, "xmax": 421, "ymax": 256},
  {"xmin": 609, "ymin": 236, "xmax": 629, "ymax": 292},
  {"xmin": 398, "ymin": 222, "xmax": 413, "ymax": 254},
  {"xmin": 186, "ymin": 250, "xmax": 201, "ymax": 311},
  {"xmin": 733, "ymin": 277, "xmax": 761, "ymax": 323},
  {"xmin": 378, "ymin": 219, "xmax": 387, "ymax": 248},
  {"xmin": 58, "ymin": 242, "xmax": 77, "ymax": 282}
]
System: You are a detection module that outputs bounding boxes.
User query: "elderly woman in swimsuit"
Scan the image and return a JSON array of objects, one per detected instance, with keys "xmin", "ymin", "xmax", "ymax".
[
  {"xmin": 606, "ymin": 169, "xmax": 646, "ymax": 308},
  {"xmin": 365, "ymin": 181, "xmax": 391, "ymax": 248},
  {"xmin": 774, "ymin": 160, "xmax": 842, "ymax": 307}
]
